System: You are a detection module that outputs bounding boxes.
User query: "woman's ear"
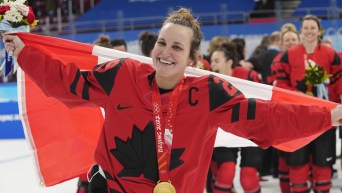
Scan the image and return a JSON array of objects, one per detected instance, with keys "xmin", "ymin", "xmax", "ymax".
[{"xmin": 226, "ymin": 59, "xmax": 233, "ymax": 68}]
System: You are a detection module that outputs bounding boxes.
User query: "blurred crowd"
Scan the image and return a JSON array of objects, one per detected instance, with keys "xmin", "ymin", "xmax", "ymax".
[{"xmin": 29, "ymin": 0, "xmax": 101, "ymax": 23}]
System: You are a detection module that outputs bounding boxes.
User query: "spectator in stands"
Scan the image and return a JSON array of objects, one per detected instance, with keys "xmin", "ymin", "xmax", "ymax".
[
  {"xmin": 209, "ymin": 42, "xmax": 262, "ymax": 193},
  {"xmin": 4, "ymin": 8, "xmax": 342, "ymax": 193},
  {"xmin": 276, "ymin": 15, "xmax": 341, "ymax": 193},
  {"xmin": 139, "ymin": 31, "xmax": 157, "ymax": 57},
  {"xmin": 250, "ymin": 0, "xmax": 275, "ymax": 18},
  {"xmin": 111, "ymin": 38, "xmax": 127, "ymax": 52}
]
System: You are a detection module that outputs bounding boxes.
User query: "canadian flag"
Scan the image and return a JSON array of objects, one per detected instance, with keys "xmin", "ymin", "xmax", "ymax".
[{"xmin": 15, "ymin": 33, "xmax": 338, "ymax": 186}]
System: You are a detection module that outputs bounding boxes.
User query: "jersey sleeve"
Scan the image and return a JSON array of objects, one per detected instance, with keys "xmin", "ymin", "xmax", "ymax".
[
  {"xmin": 248, "ymin": 69, "xmax": 261, "ymax": 83},
  {"xmin": 208, "ymin": 75, "xmax": 332, "ymax": 149},
  {"xmin": 17, "ymin": 46, "xmax": 124, "ymax": 108}
]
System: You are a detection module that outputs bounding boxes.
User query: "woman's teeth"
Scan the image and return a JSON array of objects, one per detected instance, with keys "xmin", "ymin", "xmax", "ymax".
[{"xmin": 160, "ymin": 58, "xmax": 174, "ymax": 65}]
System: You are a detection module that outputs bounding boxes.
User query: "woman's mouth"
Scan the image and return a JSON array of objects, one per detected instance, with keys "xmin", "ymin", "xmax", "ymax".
[{"xmin": 159, "ymin": 58, "xmax": 175, "ymax": 65}]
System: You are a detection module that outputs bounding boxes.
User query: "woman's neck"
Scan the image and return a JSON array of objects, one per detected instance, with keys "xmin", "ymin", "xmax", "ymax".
[
  {"xmin": 303, "ymin": 41, "xmax": 318, "ymax": 54},
  {"xmin": 155, "ymin": 74, "xmax": 183, "ymax": 90}
]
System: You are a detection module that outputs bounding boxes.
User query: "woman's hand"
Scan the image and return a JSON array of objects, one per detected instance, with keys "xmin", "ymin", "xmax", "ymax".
[
  {"xmin": 2, "ymin": 34, "xmax": 25, "ymax": 58},
  {"xmin": 331, "ymin": 105, "xmax": 342, "ymax": 126}
]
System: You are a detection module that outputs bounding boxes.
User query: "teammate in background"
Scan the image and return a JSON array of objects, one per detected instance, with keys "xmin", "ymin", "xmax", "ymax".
[
  {"xmin": 4, "ymin": 8, "xmax": 342, "ymax": 193},
  {"xmin": 111, "ymin": 38, "xmax": 127, "ymax": 52},
  {"xmin": 205, "ymin": 36, "xmax": 233, "ymax": 192},
  {"xmin": 209, "ymin": 42, "xmax": 262, "ymax": 193},
  {"xmin": 94, "ymin": 34, "xmax": 112, "ymax": 48},
  {"xmin": 231, "ymin": 38, "xmax": 255, "ymax": 70},
  {"xmin": 277, "ymin": 15, "xmax": 342, "ymax": 193},
  {"xmin": 271, "ymin": 23, "xmax": 300, "ymax": 193},
  {"xmin": 139, "ymin": 31, "xmax": 158, "ymax": 57},
  {"xmin": 204, "ymin": 36, "xmax": 230, "ymax": 63}
]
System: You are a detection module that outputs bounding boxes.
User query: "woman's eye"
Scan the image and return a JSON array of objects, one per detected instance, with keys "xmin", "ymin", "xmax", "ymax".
[
  {"xmin": 157, "ymin": 41, "xmax": 166, "ymax": 46},
  {"xmin": 172, "ymin": 45, "xmax": 183, "ymax": 51}
]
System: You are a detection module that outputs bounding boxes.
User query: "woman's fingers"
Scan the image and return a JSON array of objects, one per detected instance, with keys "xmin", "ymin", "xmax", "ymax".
[
  {"xmin": 3, "ymin": 36, "xmax": 15, "ymax": 52},
  {"xmin": 2, "ymin": 35, "xmax": 25, "ymax": 58}
]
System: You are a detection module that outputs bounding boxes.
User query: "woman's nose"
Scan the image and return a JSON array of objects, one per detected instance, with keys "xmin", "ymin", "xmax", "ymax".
[{"xmin": 160, "ymin": 47, "xmax": 172, "ymax": 56}]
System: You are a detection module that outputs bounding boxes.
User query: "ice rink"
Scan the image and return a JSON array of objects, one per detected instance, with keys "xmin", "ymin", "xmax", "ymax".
[{"xmin": 0, "ymin": 139, "xmax": 341, "ymax": 193}]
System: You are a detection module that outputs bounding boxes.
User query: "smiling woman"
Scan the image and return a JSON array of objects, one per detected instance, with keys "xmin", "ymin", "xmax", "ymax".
[
  {"xmin": 276, "ymin": 14, "xmax": 342, "ymax": 193},
  {"xmin": 2, "ymin": 7, "xmax": 342, "ymax": 193},
  {"xmin": 152, "ymin": 8, "xmax": 202, "ymax": 90}
]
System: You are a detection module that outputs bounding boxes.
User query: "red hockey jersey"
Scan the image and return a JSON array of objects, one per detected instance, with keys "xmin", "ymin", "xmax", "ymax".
[
  {"xmin": 277, "ymin": 44, "xmax": 341, "ymax": 102},
  {"xmin": 18, "ymin": 46, "xmax": 333, "ymax": 193},
  {"xmin": 232, "ymin": 65, "xmax": 260, "ymax": 83}
]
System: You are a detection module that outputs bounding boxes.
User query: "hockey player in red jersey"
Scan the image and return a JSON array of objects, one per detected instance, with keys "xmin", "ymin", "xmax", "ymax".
[
  {"xmin": 209, "ymin": 42, "xmax": 262, "ymax": 193},
  {"xmin": 4, "ymin": 8, "xmax": 342, "ymax": 193},
  {"xmin": 276, "ymin": 15, "xmax": 342, "ymax": 193},
  {"xmin": 271, "ymin": 23, "xmax": 301, "ymax": 193}
]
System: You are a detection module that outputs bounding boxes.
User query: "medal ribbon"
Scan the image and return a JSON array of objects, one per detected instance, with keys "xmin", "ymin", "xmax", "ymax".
[{"xmin": 152, "ymin": 78, "xmax": 184, "ymax": 182}]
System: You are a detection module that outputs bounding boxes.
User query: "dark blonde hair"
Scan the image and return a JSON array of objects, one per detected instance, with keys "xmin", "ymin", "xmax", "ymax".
[
  {"xmin": 163, "ymin": 8, "xmax": 203, "ymax": 62},
  {"xmin": 94, "ymin": 34, "xmax": 111, "ymax": 48},
  {"xmin": 280, "ymin": 23, "xmax": 299, "ymax": 41},
  {"xmin": 281, "ymin": 23, "xmax": 297, "ymax": 33},
  {"xmin": 208, "ymin": 36, "xmax": 230, "ymax": 57}
]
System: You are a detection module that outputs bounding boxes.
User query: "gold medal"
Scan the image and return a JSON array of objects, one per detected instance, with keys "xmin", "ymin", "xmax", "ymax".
[{"xmin": 153, "ymin": 181, "xmax": 176, "ymax": 193}]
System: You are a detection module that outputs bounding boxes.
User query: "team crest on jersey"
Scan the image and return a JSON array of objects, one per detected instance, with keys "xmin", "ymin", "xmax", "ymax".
[
  {"xmin": 110, "ymin": 121, "xmax": 185, "ymax": 182},
  {"xmin": 208, "ymin": 75, "xmax": 242, "ymax": 111}
]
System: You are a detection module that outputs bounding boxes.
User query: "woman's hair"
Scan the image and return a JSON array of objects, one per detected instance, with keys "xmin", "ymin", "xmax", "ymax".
[
  {"xmin": 280, "ymin": 23, "xmax": 299, "ymax": 41},
  {"xmin": 231, "ymin": 38, "xmax": 246, "ymax": 61},
  {"xmin": 301, "ymin": 14, "xmax": 322, "ymax": 30},
  {"xmin": 163, "ymin": 8, "xmax": 203, "ymax": 62},
  {"xmin": 260, "ymin": 35, "xmax": 271, "ymax": 47},
  {"xmin": 94, "ymin": 34, "xmax": 111, "ymax": 48},
  {"xmin": 281, "ymin": 23, "xmax": 297, "ymax": 33},
  {"xmin": 207, "ymin": 36, "xmax": 230, "ymax": 57},
  {"xmin": 139, "ymin": 31, "xmax": 158, "ymax": 57},
  {"xmin": 301, "ymin": 14, "xmax": 323, "ymax": 42},
  {"xmin": 111, "ymin": 38, "xmax": 127, "ymax": 50},
  {"xmin": 218, "ymin": 42, "xmax": 239, "ymax": 68},
  {"xmin": 208, "ymin": 36, "xmax": 229, "ymax": 57}
]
